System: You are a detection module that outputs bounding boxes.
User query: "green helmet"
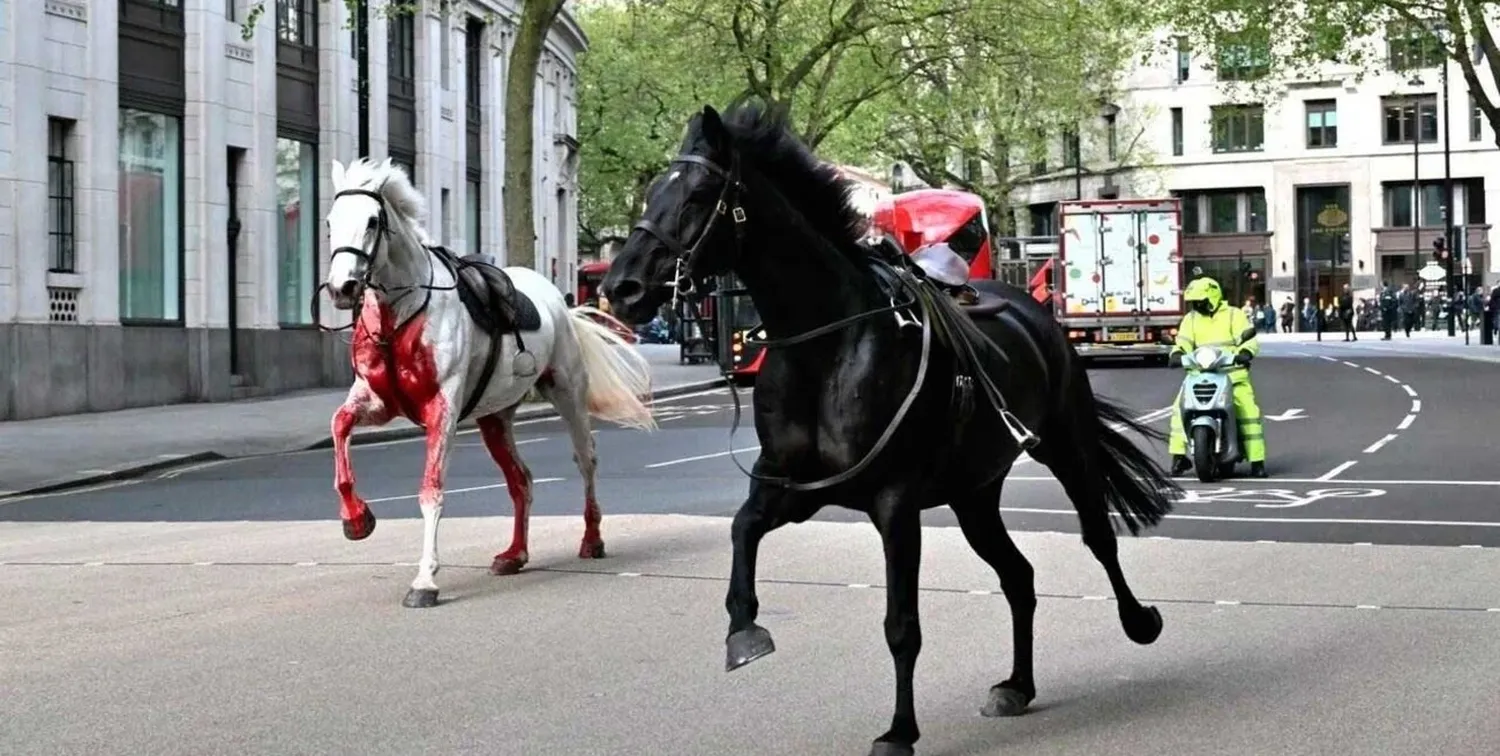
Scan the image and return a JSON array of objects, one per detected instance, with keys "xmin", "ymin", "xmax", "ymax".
[{"xmin": 1184, "ymin": 276, "xmax": 1223, "ymax": 311}]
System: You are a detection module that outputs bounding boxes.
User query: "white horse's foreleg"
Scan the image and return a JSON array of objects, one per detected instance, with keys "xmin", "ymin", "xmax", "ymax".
[
  {"xmin": 332, "ymin": 379, "xmax": 392, "ymax": 541},
  {"xmin": 403, "ymin": 388, "xmax": 458, "ymax": 609},
  {"xmin": 477, "ymin": 407, "xmax": 536, "ymax": 575},
  {"xmin": 538, "ymin": 378, "xmax": 606, "ymax": 559}
]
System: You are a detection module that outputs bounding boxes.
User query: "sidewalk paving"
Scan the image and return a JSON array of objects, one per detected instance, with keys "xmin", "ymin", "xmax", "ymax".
[{"xmin": 0, "ymin": 345, "xmax": 722, "ymax": 497}]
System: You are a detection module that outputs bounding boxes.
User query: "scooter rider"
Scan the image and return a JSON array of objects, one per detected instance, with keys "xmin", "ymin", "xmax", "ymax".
[{"xmin": 1167, "ymin": 276, "xmax": 1268, "ymax": 478}]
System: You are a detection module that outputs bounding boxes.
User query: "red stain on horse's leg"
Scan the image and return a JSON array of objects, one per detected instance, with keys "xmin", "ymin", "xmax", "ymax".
[
  {"xmin": 332, "ymin": 387, "xmax": 389, "ymax": 541},
  {"xmin": 478, "ymin": 414, "xmax": 534, "ymax": 575}
]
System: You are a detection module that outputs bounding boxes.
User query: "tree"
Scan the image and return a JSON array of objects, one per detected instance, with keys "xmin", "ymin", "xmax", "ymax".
[
  {"xmin": 243, "ymin": 0, "xmax": 571, "ymax": 270},
  {"xmin": 1158, "ymin": 0, "xmax": 1500, "ymax": 149},
  {"xmin": 867, "ymin": 0, "xmax": 1161, "ymax": 232},
  {"xmin": 574, "ymin": 4, "xmax": 738, "ymax": 244}
]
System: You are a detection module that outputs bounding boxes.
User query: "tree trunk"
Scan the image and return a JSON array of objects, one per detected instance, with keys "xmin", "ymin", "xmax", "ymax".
[{"xmin": 502, "ymin": 0, "xmax": 567, "ymax": 270}]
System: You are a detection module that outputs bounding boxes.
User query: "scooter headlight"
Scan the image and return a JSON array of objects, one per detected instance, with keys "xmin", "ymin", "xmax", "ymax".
[{"xmin": 1192, "ymin": 346, "xmax": 1219, "ymax": 371}]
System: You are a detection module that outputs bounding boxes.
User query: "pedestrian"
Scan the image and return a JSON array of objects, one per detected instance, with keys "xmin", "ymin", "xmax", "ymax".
[
  {"xmin": 1484, "ymin": 283, "xmax": 1500, "ymax": 346},
  {"xmin": 1279, "ymin": 297, "xmax": 1295, "ymax": 333},
  {"xmin": 1398, "ymin": 283, "xmax": 1418, "ymax": 337},
  {"xmin": 1378, "ymin": 281, "xmax": 1398, "ymax": 340},
  {"xmin": 1314, "ymin": 297, "xmax": 1327, "ymax": 341},
  {"xmin": 1337, "ymin": 283, "xmax": 1357, "ymax": 342}
]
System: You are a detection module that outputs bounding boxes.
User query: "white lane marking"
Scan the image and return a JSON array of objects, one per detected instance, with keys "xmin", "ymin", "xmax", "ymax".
[
  {"xmin": 1460, "ymin": 544, "xmax": 1483, "ymax": 549},
  {"xmin": 1215, "ymin": 600, "xmax": 1241, "ymax": 606},
  {"xmin": 1402, "ymin": 384, "xmax": 1417, "ymax": 397},
  {"xmin": 1318, "ymin": 355, "xmax": 1339, "ymax": 363},
  {"xmin": 1356, "ymin": 605, "xmax": 1381, "ymax": 610},
  {"xmin": 76, "ymin": 469, "xmax": 113, "ymax": 476},
  {"xmin": 159, "ymin": 458, "xmax": 235, "ymax": 479},
  {"xmin": 1410, "ymin": 399, "xmax": 1422, "ymax": 413},
  {"xmin": 1004, "ymin": 475, "xmax": 1500, "ymax": 487},
  {"xmin": 1363, "ymin": 366, "xmax": 1383, "ymax": 376},
  {"xmin": 1316, "ymin": 460, "xmax": 1359, "ymax": 481},
  {"xmin": 0, "ymin": 479, "xmax": 140, "ymax": 505},
  {"xmin": 646, "ymin": 447, "xmax": 762, "ymax": 468},
  {"xmin": 1397, "ymin": 414, "xmax": 1416, "ymax": 430},
  {"xmin": 1363, "ymin": 434, "xmax": 1398, "ymax": 454},
  {"xmin": 365, "ymin": 477, "xmax": 564, "ymax": 504},
  {"xmin": 998, "ymin": 505, "xmax": 1500, "ymax": 528},
  {"xmin": 1383, "ymin": 374, "xmax": 1401, "ymax": 384},
  {"xmin": 1341, "ymin": 360, "xmax": 1360, "ymax": 368}
]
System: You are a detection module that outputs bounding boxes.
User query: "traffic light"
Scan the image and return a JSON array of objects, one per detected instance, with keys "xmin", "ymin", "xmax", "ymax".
[
  {"xmin": 1433, "ymin": 236, "xmax": 1448, "ymax": 261},
  {"xmin": 1239, "ymin": 261, "xmax": 1253, "ymax": 275}
]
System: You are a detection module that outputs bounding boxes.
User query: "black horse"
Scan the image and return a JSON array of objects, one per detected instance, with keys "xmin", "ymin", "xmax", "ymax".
[{"xmin": 602, "ymin": 102, "xmax": 1182, "ymax": 756}]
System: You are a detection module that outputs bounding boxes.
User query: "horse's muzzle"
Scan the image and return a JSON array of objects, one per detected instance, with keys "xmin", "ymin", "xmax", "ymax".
[{"xmin": 328, "ymin": 280, "xmax": 363, "ymax": 310}]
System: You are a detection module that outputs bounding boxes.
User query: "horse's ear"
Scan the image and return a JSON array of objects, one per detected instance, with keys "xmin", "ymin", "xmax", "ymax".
[
  {"xmin": 331, "ymin": 159, "xmax": 345, "ymax": 190},
  {"xmin": 700, "ymin": 105, "xmax": 727, "ymax": 151}
]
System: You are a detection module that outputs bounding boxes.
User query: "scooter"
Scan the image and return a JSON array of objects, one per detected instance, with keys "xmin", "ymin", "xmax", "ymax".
[{"xmin": 1177, "ymin": 328, "xmax": 1258, "ymax": 483}]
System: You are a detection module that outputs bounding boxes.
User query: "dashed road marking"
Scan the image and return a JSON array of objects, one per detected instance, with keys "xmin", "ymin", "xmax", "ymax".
[
  {"xmin": 1410, "ymin": 399, "xmax": 1422, "ymax": 413},
  {"xmin": 1341, "ymin": 360, "xmax": 1360, "ymax": 368},
  {"xmin": 1316, "ymin": 460, "xmax": 1359, "ymax": 480},
  {"xmin": 1397, "ymin": 414, "xmax": 1416, "ymax": 430},
  {"xmin": 1402, "ymin": 384, "xmax": 1417, "ymax": 397},
  {"xmin": 1383, "ymin": 374, "xmax": 1401, "ymax": 384},
  {"xmin": 1364, "ymin": 366, "xmax": 1383, "ymax": 376},
  {"xmin": 1363, "ymin": 434, "xmax": 1398, "ymax": 454}
]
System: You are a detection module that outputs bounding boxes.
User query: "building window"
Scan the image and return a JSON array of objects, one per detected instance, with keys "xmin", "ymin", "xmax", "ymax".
[
  {"xmin": 388, "ymin": 12, "xmax": 415, "ymax": 83},
  {"xmin": 1472, "ymin": 93, "xmax": 1483, "ymax": 142},
  {"xmin": 275, "ymin": 0, "xmax": 311, "ymax": 46},
  {"xmin": 1383, "ymin": 183, "xmax": 1448, "ymax": 227},
  {"xmin": 226, "ymin": 0, "xmax": 236, "ymax": 21},
  {"xmin": 1387, "ymin": 20, "xmax": 1447, "ymax": 71},
  {"xmin": 1170, "ymin": 107, "xmax": 1183, "ymax": 156},
  {"xmin": 1382, "ymin": 95, "xmax": 1438, "ymax": 144},
  {"xmin": 1104, "ymin": 113, "xmax": 1118, "ymax": 161},
  {"xmin": 1305, "ymin": 99, "xmax": 1338, "ymax": 148},
  {"xmin": 1211, "ymin": 104, "xmax": 1265, "ymax": 153},
  {"xmin": 1060, "ymin": 129, "xmax": 1079, "ymax": 167},
  {"xmin": 1208, "ymin": 192, "xmax": 1239, "ymax": 232},
  {"xmin": 276, "ymin": 137, "xmax": 317, "ymax": 325},
  {"xmin": 1215, "ymin": 32, "xmax": 1270, "ymax": 81},
  {"xmin": 439, "ymin": 2, "xmax": 451, "ymax": 90},
  {"xmin": 1175, "ymin": 36, "xmax": 1191, "ymax": 82},
  {"xmin": 1179, "ymin": 193, "xmax": 1200, "ymax": 233},
  {"xmin": 467, "ymin": 179, "xmax": 481, "ymax": 249},
  {"xmin": 118, "ymin": 108, "xmax": 182, "ymax": 322},
  {"xmin": 1249, "ymin": 190, "xmax": 1268, "ymax": 232},
  {"xmin": 48, "ymin": 118, "xmax": 77, "ymax": 274}
]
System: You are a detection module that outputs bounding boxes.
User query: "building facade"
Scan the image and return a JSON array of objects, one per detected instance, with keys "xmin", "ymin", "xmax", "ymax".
[
  {"xmin": 0, "ymin": 0, "xmax": 586, "ymax": 421},
  {"xmin": 1011, "ymin": 24, "xmax": 1499, "ymax": 311}
]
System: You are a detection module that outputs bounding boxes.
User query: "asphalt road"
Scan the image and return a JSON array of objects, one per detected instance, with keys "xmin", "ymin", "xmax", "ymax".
[
  {"xmin": 5, "ymin": 346, "xmax": 1500, "ymax": 755},
  {"xmin": 7, "ymin": 350, "xmax": 1499, "ymax": 547}
]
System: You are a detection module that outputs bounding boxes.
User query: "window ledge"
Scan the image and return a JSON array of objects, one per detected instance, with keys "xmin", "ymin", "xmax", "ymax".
[{"xmin": 46, "ymin": 271, "xmax": 85, "ymax": 289}]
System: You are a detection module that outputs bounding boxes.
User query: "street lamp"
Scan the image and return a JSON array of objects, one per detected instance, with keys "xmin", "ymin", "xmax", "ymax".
[{"xmin": 1438, "ymin": 45, "xmax": 1463, "ymax": 341}]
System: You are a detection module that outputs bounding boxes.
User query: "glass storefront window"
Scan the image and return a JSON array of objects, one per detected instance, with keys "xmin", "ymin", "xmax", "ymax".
[
  {"xmin": 276, "ymin": 137, "xmax": 318, "ymax": 325},
  {"xmin": 1208, "ymin": 192, "xmax": 1239, "ymax": 232},
  {"xmin": 119, "ymin": 108, "xmax": 183, "ymax": 322}
]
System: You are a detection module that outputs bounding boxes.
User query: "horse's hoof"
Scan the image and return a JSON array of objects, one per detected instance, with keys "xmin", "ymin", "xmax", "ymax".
[
  {"xmin": 342, "ymin": 508, "xmax": 376, "ymax": 541},
  {"xmin": 578, "ymin": 539, "xmax": 606, "ymax": 559},
  {"xmin": 401, "ymin": 588, "xmax": 440, "ymax": 609},
  {"xmin": 982, "ymin": 683, "xmax": 1034, "ymax": 717},
  {"xmin": 868, "ymin": 741, "xmax": 915, "ymax": 756},
  {"xmin": 1124, "ymin": 605, "xmax": 1163, "ymax": 645},
  {"xmin": 489, "ymin": 554, "xmax": 527, "ymax": 576},
  {"xmin": 725, "ymin": 624, "xmax": 776, "ymax": 672}
]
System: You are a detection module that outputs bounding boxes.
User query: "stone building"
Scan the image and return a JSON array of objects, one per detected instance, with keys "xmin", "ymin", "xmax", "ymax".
[{"xmin": 0, "ymin": 0, "xmax": 586, "ymax": 420}]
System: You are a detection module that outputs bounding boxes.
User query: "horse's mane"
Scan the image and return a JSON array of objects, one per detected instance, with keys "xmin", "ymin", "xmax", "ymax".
[
  {"xmin": 713, "ymin": 101, "xmax": 870, "ymax": 259},
  {"xmin": 340, "ymin": 157, "xmax": 434, "ymax": 244}
]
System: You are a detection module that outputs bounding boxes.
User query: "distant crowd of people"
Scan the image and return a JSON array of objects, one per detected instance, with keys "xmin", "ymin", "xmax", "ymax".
[{"xmin": 1244, "ymin": 280, "xmax": 1500, "ymax": 343}]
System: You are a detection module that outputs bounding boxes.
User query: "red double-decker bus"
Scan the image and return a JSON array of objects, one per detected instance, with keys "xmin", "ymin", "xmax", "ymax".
[{"xmin": 870, "ymin": 189, "xmax": 993, "ymax": 280}]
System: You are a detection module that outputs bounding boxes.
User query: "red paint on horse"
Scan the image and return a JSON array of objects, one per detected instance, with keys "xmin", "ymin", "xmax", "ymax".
[
  {"xmin": 478, "ymin": 415, "xmax": 533, "ymax": 575},
  {"xmin": 353, "ymin": 297, "xmax": 446, "ymax": 425},
  {"xmin": 338, "ymin": 297, "xmax": 449, "ymax": 532},
  {"xmin": 579, "ymin": 495, "xmax": 605, "ymax": 558}
]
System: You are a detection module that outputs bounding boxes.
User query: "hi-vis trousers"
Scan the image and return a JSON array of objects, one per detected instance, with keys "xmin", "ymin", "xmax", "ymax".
[{"xmin": 1169, "ymin": 373, "xmax": 1266, "ymax": 462}]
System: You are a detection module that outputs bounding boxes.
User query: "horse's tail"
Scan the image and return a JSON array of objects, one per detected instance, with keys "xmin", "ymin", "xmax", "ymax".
[
  {"xmin": 1072, "ymin": 365, "xmax": 1180, "ymax": 536},
  {"xmin": 566, "ymin": 306, "xmax": 657, "ymax": 431}
]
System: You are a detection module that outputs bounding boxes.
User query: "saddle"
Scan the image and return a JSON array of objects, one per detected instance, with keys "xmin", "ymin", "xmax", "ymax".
[
  {"xmin": 907, "ymin": 242, "xmax": 1010, "ymax": 319},
  {"xmin": 427, "ymin": 245, "xmax": 544, "ymax": 421}
]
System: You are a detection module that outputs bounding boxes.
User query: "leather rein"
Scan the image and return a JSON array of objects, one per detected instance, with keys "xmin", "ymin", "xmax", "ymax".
[{"xmin": 636, "ymin": 149, "xmax": 937, "ymax": 493}]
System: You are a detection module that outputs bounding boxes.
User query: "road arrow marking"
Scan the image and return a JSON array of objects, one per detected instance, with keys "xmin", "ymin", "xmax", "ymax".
[{"xmin": 1265, "ymin": 408, "xmax": 1306, "ymax": 422}]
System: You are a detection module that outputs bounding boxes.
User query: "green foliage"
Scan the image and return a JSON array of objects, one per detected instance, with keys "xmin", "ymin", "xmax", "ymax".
[
  {"xmin": 1156, "ymin": 0, "xmax": 1500, "ymax": 147},
  {"xmin": 574, "ymin": 3, "xmax": 739, "ymax": 239}
]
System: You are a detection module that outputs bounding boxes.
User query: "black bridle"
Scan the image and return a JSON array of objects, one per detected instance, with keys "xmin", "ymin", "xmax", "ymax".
[{"xmin": 631, "ymin": 152, "xmax": 750, "ymax": 296}]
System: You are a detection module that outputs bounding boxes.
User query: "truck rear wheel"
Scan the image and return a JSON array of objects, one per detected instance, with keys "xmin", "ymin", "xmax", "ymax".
[{"xmin": 1191, "ymin": 425, "xmax": 1218, "ymax": 483}]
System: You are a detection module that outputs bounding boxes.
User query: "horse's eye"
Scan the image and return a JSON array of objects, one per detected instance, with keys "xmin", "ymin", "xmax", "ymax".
[{"xmin": 366, "ymin": 217, "xmax": 378, "ymax": 230}]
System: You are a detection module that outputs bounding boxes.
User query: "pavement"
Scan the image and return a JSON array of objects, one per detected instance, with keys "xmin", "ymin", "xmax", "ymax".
[
  {"xmin": 4, "ymin": 333, "xmax": 1500, "ymax": 754},
  {"xmin": 0, "ymin": 344, "xmax": 721, "ymax": 497}
]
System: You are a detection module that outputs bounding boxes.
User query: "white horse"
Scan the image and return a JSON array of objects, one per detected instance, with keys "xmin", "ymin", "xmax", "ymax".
[{"xmin": 322, "ymin": 157, "xmax": 657, "ymax": 608}]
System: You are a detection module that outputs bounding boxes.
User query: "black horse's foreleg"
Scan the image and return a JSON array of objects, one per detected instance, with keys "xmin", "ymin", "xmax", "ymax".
[
  {"xmin": 869, "ymin": 487, "xmax": 923, "ymax": 756},
  {"xmin": 724, "ymin": 479, "xmax": 787, "ymax": 671},
  {"xmin": 949, "ymin": 476, "xmax": 1038, "ymax": 718}
]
